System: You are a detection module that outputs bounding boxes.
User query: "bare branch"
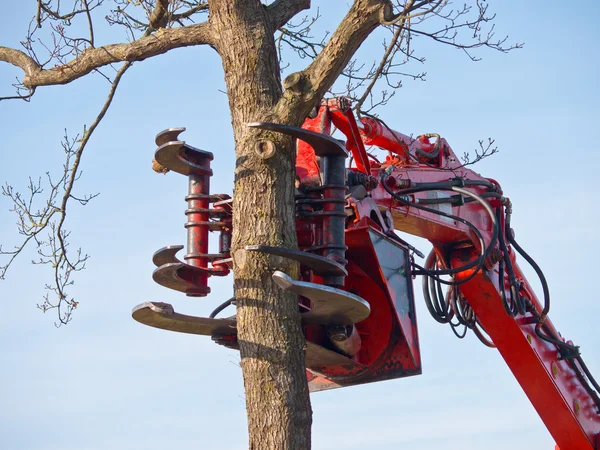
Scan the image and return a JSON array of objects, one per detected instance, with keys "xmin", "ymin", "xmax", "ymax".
[
  {"xmin": 0, "ymin": 22, "xmax": 215, "ymax": 89},
  {"xmin": 276, "ymin": 11, "xmax": 326, "ymax": 65},
  {"xmin": 0, "ymin": 85, "xmax": 36, "ymax": 102},
  {"xmin": 330, "ymin": 0, "xmax": 521, "ymax": 114},
  {"xmin": 36, "ymin": 0, "xmax": 104, "ymax": 25},
  {"xmin": 268, "ymin": 0, "xmax": 312, "ymax": 30},
  {"xmin": 0, "ymin": 47, "xmax": 40, "ymax": 77},
  {"xmin": 461, "ymin": 138, "xmax": 498, "ymax": 167},
  {"xmin": 54, "ymin": 61, "xmax": 133, "ymax": 271},
  {"xmin": 275, "ymin": 0, "xmax": 393, "ymax": 120},
  {"xmin": 354, "ymin": 18, "xmax": 406, "ymax": 113},
  {"xmin": 172, "ymin": 3, "xmax": 209, "ymax": 22},
  {"xmin": 383, "ymin": 0, "xmax": 444, "ymax": 25},
  {"xmin": 82, "ymin": 0, "xmax": 96, "ymax": 47},
  {"xmin": 149, "ymin": 0, "xmax": 169, "ymax": 29},
  {"xmin": 1, "ymin": 60, "xmax": 133, "ymax": 324}
]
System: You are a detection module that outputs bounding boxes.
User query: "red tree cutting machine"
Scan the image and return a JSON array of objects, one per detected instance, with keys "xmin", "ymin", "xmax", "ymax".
[{"xmin": 133, "ymin": 98, "xmax": 600, "ymax": 449}]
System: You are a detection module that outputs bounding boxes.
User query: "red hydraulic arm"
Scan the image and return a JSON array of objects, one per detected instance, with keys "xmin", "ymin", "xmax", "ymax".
[
  {"xmin": 133, "ymin": 99, "xmax": 599, "ymax": 450},
  {"xmin": 300, "ymin": 100, "xmax": 600, "ymax": 449}
]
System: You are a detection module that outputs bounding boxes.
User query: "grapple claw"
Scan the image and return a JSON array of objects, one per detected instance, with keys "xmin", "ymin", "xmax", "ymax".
[
  {"xmin": 152, "ymin": 262, "xmax": 212, "ymax": 297},
  {"xmin": 272, "ymin": 271, "xmax": 370, "ymax": 325},
  {"xmin": 132, "ymin": 302, "xmax": 236, "ymax": 336},
  {"xmin": 152, "ymin": 245, "xmax": 184, "ymax": 267},
  {"xmin": 155, "ymin": 127, "xmax": 186, "ymax": 147},
  {"xmin": 245, "ymin": 245, "xmax": 347, "ymax": 276},
  {"xmin": 248, "ymin": 122, "xmax": 348, "ymax": 157},
  {"xmin": 154, "ymin": 140, "xmax": 213, "ymax": 176}
]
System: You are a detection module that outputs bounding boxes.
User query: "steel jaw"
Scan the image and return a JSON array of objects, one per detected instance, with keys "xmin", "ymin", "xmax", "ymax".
[
  {"xmin": 132, "ymin": 301, "xmax": 236, "ymax": 336},
  {"xmin": 148, "ymin": 129, "xmax": 232, "ymax": 299},
  {"xmin": 245, "ymin": 121, "xmax": 371, "ymax": 327},
  {"xmin": 134, "ymin": 128, "xmax": 234, "ymax": 336},
  {"xmin": 272, "ymin": 271, "xmax": 370, "ymax": 325},
  {"xmin": 245, "ymin": 245, "xmax": 369, "ymax": 325},
  {"xmin": 152, "ymin": 245, "xmax": 228, "ymax": 297}
]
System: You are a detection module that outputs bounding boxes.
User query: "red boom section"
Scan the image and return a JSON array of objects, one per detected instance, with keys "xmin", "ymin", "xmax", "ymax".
[
  {"xmin": 367, "ymin": 135, "xmax": 599, "ymax": 450},
  {"xmin": 452, "ymin": 251, "xmax": 599, "ymax": 449},
  {"xmin": 134, "ymin": 102, "xmax": 599, "ymax": 449},
  {"xmin": 303, "ymin": 101, "xmax": 600, "ymax": 449}
]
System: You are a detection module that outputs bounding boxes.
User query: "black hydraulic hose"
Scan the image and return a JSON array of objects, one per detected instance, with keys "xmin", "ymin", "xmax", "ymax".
[
  {"xmin": 416, "ymin": 192, "xmax": 502, "ymax": 207},
  {"xmin": 389, "ymin": 178, "xmax": 498, "ymax": 197},
  {"xmin": 386, "ymin": 175, "xmax": 503, "ymax": 346},
  {"xmin": 449, "ymin": 321, "xmax": 468, "ymax": 339},
  {"xmin": 423, "ymin": 249, "xmax": 496, "ymax": 346},
  {"xmin": 498, "ymin": 251, "xmax": 517, "ymax": 317},
  {"xmin": 503, "ymin": 207, "xmax": 600, "ymax": 410},
  {"xmin": 505, "ymin": 212, "xmax": 550, "ymax": 319},
  {"xmin": 505, "ymin": 208, "xmax": 562, "ymax": 340},
  {"xmin": 452, "ymin": 291, "xmax": 475, "ymax": 328},
  {"xmin": 415, "ymin": 134, "xmax": 441, "ymax": 160},
  {"xmin": 496, "ymin": 209, "xmax": 519, "ymax": 317},
  {"xmin": 384, "ymin": 180, "xmax": 500, "ymax": 265},
  {"xmin": 435, "ymin": 277, "xmax": 448, "ymax": 316},
  {"xmin": 422, "ymin": 250, "xmax": 453, "ymax": 322},
  {"xmin": 574, "ymin": 357, "xmax": 600, "ymax": 411},
  {"xmin": 472, "ymin": 316, "xmax": 496, "ymax": 348},
  {"xmin": 463, "ymin": 192, "xmax": 502, "ymax": 202},
  {"xmin": 577, "ymin": 356, "xmax": 600, "ymax": 394},
  {"xmin": 381, "ymin": 178, "xmax": 488, "ymax": 279},
  {"xmin": 463, "ymin": 179, "xmax": 498, "ymax": 189},
  {"xmin": 497, "ymin": 210, "xmax": 526, "ymax": 315},
  {"xmin": 209, "ymin": 297, "xmax": 235, "ymax": 319},
  {"xmin": 448, "ymin": 288, "xmax": 471, "ymax": 339}
]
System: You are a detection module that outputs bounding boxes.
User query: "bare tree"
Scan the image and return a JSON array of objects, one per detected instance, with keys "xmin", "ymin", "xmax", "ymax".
[{"xmin": 0, "ymin": 1, "xmax": 520, "ymax": 448}]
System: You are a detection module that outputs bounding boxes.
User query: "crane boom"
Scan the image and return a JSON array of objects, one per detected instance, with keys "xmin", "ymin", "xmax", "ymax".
[{"xmin": 133, "ymin": 98, "xmax": 600, "ymax": 449}]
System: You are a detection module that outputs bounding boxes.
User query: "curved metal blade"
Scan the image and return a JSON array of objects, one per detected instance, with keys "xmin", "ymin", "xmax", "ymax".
[
  {"xmin": 152, "ymin": 263, "xmax": 211, "ymax": 296},
  {"xmin": 248, "ymin": 122, "xmax": 348, "ymax": 157},
  {"xmin": 132, "ymin": 302, "xmax": 236, "ymax": 336},
  {"xmin": 152, "ymin": 245, "xmax": 184, "ymax": 267},
  {"xmin": 154, "ymin": 141, "xmax": 214, "ymax": 176},
  {"xmin": 272, "ymin": 271, "xmax": 370, "ymax": 325},
  {"xmin": 155, "ymin": 128, "xmax": 186, "ymax": 147},
  {"xmin": 245, "ymin": 245, "xmax": 347, "ymax": 276}
]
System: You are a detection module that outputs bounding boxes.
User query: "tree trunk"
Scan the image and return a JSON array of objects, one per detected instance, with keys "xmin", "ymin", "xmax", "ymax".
[{"xmin": 211, "ymin": 2, "xmax": 312, "ymax": 448}]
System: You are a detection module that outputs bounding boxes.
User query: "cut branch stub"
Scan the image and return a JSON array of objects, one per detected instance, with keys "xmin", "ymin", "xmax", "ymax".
[
  {"xmin": 283, "ymin": 71, "xmax": 312, "ymax": 96},
  {"xmin": 248, "ymin": 121, "xmax": 347, "ymax": 157},
  {"xmin": 254, "ymin": 139, "xmax": 277, "ymax": 160}
]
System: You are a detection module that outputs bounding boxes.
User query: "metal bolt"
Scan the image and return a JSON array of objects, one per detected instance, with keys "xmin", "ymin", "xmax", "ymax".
[{"xmin": 552, "ymin": 362, "xmax": 559, "ymax": 378}]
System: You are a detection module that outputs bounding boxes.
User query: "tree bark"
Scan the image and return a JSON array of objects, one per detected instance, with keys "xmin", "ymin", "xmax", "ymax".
[{"xmin": 210, "ymin": 1, "xmax": 312, "ymax": 448}]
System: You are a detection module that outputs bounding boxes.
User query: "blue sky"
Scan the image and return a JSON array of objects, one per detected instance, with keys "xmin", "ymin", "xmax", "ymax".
[{"xmin": 1, "ymin": 1, "xmax": 599, "ymax": 449}]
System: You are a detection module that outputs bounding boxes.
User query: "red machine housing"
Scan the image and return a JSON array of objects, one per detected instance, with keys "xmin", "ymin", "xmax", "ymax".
[{"xmin": 133, "ymin": 99, "xmax": 600, "ymax": 450}]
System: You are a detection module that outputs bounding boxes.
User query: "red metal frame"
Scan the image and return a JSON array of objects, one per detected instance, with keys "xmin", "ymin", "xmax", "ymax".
[
  {"xmin": 138, "ymin": 100, "xmax": 600, "ymax": 450},
  {"xmin": 296, "ymin": 100, "xmax": 600, "ymax": 449}
]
